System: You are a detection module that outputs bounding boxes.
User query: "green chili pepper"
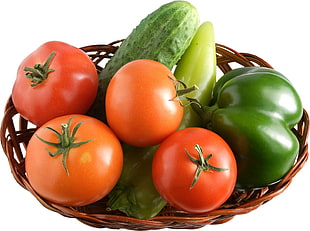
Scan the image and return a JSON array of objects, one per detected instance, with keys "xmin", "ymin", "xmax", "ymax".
[
  {"xmin": 174, "ymin": 21, "xmax": 216, "ymax": 129},
  {"xmin": 195, "ymin": 66, "xmax": 303, "ymax": 189},
  {"xmin": 107, "ymin": 144, "xmax": 166, "ymax": 219}
]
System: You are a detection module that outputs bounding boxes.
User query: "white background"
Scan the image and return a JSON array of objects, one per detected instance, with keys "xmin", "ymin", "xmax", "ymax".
[{"xmin": 1, "ymin": 0, "xmax": 309, "ymax": 230}]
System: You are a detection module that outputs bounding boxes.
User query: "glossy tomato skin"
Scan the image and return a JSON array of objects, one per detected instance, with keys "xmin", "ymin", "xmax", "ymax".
[
  {"xmin": 105, "ymin": 59, "xmax": 183, "ymax": 147},
  {"xmin": 12, "ymin": 41, "xmax": 98, "ymax": 127},
  {"xmin": 152, "ymin": 127, "xmax": 237, "ymax": 213},
  {"xmin": 25, "ymin": 114, "xmax": 123, "ymax": 206}
]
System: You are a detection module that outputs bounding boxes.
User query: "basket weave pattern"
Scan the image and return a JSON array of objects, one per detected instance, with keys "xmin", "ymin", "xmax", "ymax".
[{"xmin": 1, "ymin": 41, "xmax": 309, "ymax": 230}]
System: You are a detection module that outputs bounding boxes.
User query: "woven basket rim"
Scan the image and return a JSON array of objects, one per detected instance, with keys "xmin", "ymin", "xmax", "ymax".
[{"xmin": 1, "ymin": 42, "xmax": 309, "ymax": 230}]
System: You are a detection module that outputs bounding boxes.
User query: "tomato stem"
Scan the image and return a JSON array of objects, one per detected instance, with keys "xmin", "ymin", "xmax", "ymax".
[
  {"xmin": 176, "ymin": 85, "xmax": 199, "ymax": 96},
  {"xmin": 185, "ymin": 144, "xmax": 228, "ymax": 189},
  {"xmin": 169, "ymin": 76, "xmax": 199, "ymax": 106},
  {"xmin": 35, "ymin": 117, "xmax": 94, "ymax": 175},
  {"xmin": 24, "ymin": 52, "xmax": 56, "ymax": 87},
  {"xmin": 61, "ymin": 123, "xmax": 71, "ymax": 147}
]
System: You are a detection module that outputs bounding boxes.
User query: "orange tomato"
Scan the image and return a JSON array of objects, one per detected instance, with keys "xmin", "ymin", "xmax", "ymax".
[
  {"xmin": 105, "ymin": 59, "xmax": 183, "ymax": 147},
  {"xmin": 25, "ymin": 114, "xmax": 123, "ymax": 206}
]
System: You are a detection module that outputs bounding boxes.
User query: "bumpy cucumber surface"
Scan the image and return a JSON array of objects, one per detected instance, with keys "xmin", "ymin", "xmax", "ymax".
[{"xmin": 88, "ymin": 1, "xmax": 199, "ymax": 121}]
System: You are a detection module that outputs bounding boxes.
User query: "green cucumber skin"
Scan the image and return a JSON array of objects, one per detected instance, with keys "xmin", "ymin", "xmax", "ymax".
[{"xmin": 88, "ymin": 1, "xmax": 199, "ymax": 121}]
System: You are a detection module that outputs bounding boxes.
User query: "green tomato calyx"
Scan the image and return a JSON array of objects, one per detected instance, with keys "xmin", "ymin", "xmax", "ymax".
[
  {"xmin": 169, "ymin": 75, "xmax": 199, "ymax": 107},
  {"xmin": 185, "ymin": 144, "xmax": 228, "ymax": 189},
  {"xmin": 35, "ymin": 117, "xmax": 94, "ymax": 175},
  {"xmin": 24, "ymin": 52, "xmax": 56, "ymax": 87}
]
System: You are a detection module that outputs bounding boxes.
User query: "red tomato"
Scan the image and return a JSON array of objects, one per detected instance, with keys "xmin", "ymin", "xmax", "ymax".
[
  {"xmin": 105, "ymin": 59, "xmax": 183, "ymax": 147},
  {"xmin": 152, "ymin": 127, "xmax": 237, "ymax": 213},
  {"xmin": 12, "ymin": 41, "xmax": 98, "ymax": 126},
  {"xmin": 25, "ymin": 114, "xmax": 123, "ymax": 206}
]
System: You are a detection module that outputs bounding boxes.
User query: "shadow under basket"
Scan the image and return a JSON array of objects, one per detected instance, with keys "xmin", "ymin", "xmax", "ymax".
[{"xmin": 1, "ymin": 41, "xmax": 309, "ymax": 230}]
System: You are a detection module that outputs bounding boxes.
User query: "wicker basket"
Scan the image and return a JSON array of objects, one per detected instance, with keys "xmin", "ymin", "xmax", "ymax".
[{"xmin": 1, "ymin": 41, "xmax": 309, "ymax": 230}]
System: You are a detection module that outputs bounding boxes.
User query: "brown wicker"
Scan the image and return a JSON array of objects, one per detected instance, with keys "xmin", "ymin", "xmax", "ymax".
[{"xmin": 1, "ymin": 41, "xmax": 309, "ymax": 230}]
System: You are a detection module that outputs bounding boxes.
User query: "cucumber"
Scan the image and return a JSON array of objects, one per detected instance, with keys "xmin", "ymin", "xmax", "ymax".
[{"xmin": 88, "ymin": 1, "xmax": 200, "ymax": 121}]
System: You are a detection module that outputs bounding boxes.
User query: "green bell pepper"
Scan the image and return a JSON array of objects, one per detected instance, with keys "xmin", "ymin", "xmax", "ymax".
[
  {"xmin": 195, "ymin": 66, "xmax": 303, "ymax": 189},
  {"xmin": 107, "ymin": 144, "xmax": 166, "ymax": 219}
]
